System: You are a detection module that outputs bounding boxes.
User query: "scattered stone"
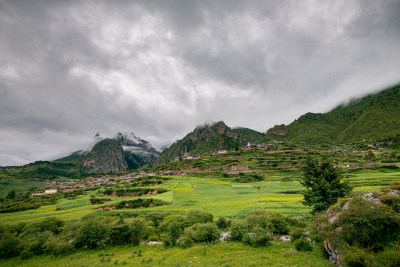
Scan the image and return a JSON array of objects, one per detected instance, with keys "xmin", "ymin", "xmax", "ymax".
[
  {"xmin": 220, "ymin": 232, "xmax": 231, "ymax": 242},
  {"xmin": 387, "ymin": 190, "xmax": 400, "ymax": 197},
  {"xmin": 362, "ymin": 192, "xmax": 381, "ymax": 205},
  {"xmin": 280, "ymin": 235, "xmax": 291, "ymax": 243}
]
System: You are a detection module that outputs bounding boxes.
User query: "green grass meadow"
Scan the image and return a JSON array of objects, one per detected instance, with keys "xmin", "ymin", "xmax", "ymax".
[
  {"xmin": 0, "ymin": 242, "xmax": 331, "ymax": 267},
  {"xmin": 2, "ymin": 170, "xmax": 399, "ymax": 224}
]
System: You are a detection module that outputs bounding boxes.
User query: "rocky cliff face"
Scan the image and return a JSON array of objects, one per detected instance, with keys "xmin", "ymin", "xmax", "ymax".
[
  {"xmin": 83, "ymin": 138, "xmax": 128, "ymax": 174},
  {"xmin": 114, "ymin": 132, "xmax": 160, "ymax": 169}
]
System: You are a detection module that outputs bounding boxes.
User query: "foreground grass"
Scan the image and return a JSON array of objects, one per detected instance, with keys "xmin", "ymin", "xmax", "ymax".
[{"xmin": 0, "ymin": 242, "xmax": 331, "ymax": 267}]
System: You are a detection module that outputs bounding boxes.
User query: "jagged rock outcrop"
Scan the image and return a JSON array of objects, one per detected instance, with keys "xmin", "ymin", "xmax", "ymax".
[
  {"xmin": 83, "ymin": 138, "xmax": 128, "ymax": 174},
  {"xmin": 114, "ymin": 132, "xmax": 160, "ymax": 169}
]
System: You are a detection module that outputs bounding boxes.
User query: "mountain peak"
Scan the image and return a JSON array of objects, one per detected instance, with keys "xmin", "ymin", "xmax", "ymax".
[{"xmin": 156, "ymin": 121, "xmax": 264, "ymax": 163}]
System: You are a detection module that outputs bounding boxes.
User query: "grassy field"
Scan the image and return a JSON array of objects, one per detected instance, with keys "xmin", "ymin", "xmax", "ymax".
[
  {"xmin": 0, "ymin": 177, "xmax": 44, "ymax": 198},
  {"xmin": 0, "ymin": 242, "xmax": 331, "ymax": 267},
  {"xmin": 1, "ymin": 169, "xmax": 399, "ymax": 224}
]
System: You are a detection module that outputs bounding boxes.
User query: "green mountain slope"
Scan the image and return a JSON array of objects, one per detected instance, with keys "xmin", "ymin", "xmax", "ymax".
[
  {"xmin": 156, "ymin": 121, "xmax": 264, "ymax": 163},
  {"xmin": 266, "ymin": 84, "xmax": 400, "ymax": 143}
]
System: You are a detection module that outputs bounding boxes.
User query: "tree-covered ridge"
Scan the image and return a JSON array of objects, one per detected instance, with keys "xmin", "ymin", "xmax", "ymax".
[{"xmin": 266, "ymin": 84, "xmax": 400, "ymax": 143}]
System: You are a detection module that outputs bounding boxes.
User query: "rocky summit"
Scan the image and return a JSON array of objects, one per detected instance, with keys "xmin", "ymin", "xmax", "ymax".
[
  {"xmin": 83, "ymin": 138, "xmax": 128, "ymax": 174},
  {"xmin": 156, "ymin": 121, "xmax": 264, "ymax": 163},
  {"xmin": 114, "ymin": 132, "xmax": 160, "ymax": 169}
]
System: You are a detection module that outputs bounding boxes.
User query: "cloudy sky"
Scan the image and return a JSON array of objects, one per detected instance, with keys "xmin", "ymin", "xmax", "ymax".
[{"xmin": 1, "ymin": 0, "xmax": 400, "ymax": 166}]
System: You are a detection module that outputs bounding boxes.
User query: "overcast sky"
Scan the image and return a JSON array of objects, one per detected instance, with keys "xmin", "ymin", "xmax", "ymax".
[{"xmin": 1, "ymin": 0, "xmax": 400, "ymax": 166}]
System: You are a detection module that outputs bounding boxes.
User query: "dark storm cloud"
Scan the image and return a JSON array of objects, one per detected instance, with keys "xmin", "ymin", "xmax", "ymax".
[{"xmin": 1, "ymin": 0, "xmax": 400, "ymax": 165}]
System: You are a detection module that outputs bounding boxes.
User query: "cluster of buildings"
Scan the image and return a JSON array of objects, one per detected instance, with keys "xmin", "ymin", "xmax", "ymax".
[
  {"xmin": 30, "ymin": 171, "xmax": 160, "ymax": 197},
  {"xmin": 172, "ymin": 142, "xmax": 277, "ymax": 162}
]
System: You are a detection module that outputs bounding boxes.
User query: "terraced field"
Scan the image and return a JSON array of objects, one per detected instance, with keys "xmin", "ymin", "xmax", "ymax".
[{"xmin": 2, "ymin": 168, "xmax": 399, "ymax": 224}]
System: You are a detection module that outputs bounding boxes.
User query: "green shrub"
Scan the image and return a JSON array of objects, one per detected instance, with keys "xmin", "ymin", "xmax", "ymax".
[
  {"xmin": 74, "ymin": 217, "xmax": 110, "ymax": 248},
  {"xmin": 381, "ymin": 194, "xmax": 400, "ymax": 213},
  {"xmin": 374, "ymin": 246, "xmax": 400, "ymax": 266},
  {"xmin": 39, "ymin": 217, "xmax": 65, "ymax": 234},
  {"xmin": 141, "ymin": 211, "xmax": 171, "ymax": 228},
  {"xmin": 342, "ymin": 246, "xmax": 372, "ymax": 267},
  {"xmin": 216, "ymin": 216, "xmax": 229, "ymax": 229},
  {"xmin": 337, "ymin": 198, "xmax": 400, "ymax": 250},
  {"xmin": 268, "ymin": 212, "xmax": 290, "ymax": 234},
  {"xmin": 130, "ymin": 218, "xmax": 148, "ymax": 246},
  {"xmin": 0, "ymin": 234, "xmax": 22, "ymax": 258},
  {"xmin": 246, "ymin": 210, "xmax": 270, "ymax": 230},
  {"xmin": 44, "ymin": 235, "xmax": 74, "ymax": 256},
  {"xmin": 184, "ymin": 222, "xmax": 220, "ymax": 243},
  {"xmin": 186, "ymin": 209, "xmax": 213, "ymax": 226},
  {"xmin": 177, "ymin": 236, "xmax": 193, "ymax": 248},
  {"xmin": 250, "ymin": 227, "xmax": 271, "ymax": 247},
  {"xmin": 245, "ymin": 209, "xmax": 289, "ymax": 234},
  {"xmin": 290, "ymin": 228, "xmax": 305, "ymax": 242},
  {"xmin": 229, "ymin": 219, "xmax": 248, "ymax": 241},
  {"xmin": 293, "ymin": 238, "xmax": 313, "ymax": 252},
  {"xmin": 161, "ymin": 221, "xmax": 183, "ymax": 246},
  {"xmin": 109, "ymin": 224, "xmax": 134, "ymax": 245}
]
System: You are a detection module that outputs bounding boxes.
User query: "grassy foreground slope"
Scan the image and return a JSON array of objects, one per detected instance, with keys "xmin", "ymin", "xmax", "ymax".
[{"xmin": 0, "ymin": 242, "xmax": 331, "ymax": 267}]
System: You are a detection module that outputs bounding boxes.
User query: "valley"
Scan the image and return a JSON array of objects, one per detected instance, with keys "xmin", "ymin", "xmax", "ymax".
[{"xmin": 1, "ymin": 85, "xmax": 400, "ymax": 266}]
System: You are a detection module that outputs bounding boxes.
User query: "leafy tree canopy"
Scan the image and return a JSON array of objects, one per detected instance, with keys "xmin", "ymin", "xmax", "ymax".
[{"xmin": 300, "ymin": 157, "xmax": 352, "ymax": 212}]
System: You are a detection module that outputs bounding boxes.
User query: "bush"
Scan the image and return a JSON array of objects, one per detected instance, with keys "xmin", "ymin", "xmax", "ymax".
[
  {"xmin": 216, "ymin": 216, "xmax": 229, "ymax": 229},
  {"xmin": 184, "ymin": 222, "xmax": 220, "ymax": 243},
  {"xmin": 293, "ymin": 238, "xmax": 313, "ymax": 252},
  {"xmin": 161, "ymin": 221, "xmax": 183, "ymax": 246},
  {"xmin": 337, "ymin": 198, "xmax": 400, "ymax": 250},
  {"xmin": 39, "ymin": 217, "xmax": 64, "ymax": 234},
  {"xmin": 74, "ymin": 217, "xmax": 110, "ymax": 248},
  {"xmin": 44, "ymin": 235, "xmax": 74, "ymax": 256},
  {"xmin": 268, "ymin": 212, "xmax": 290, "ymax": 234},
  {"xmin": 250, "ymin": 227, "xmax": 271, "ymax": 247},
  {"xmin": 0, "ymin": 234, "xmax": 21, "ymax": 258},
  {"xmin": 177, "ymin": 236, "xmax": 193, "ymax": 248},
  {"xmin": 186, "ymin": 209, "xmax": 213, "ymax": 226},
  {"xmin": 246, "ymin": 210, "xmax": 270, "ymax": 230},
  {"xmin": 342, "ymin": 245, "xmax": 372, "ymax": 267},
  {"xmin": 109, "ymin": 223, "xmax": 134, "ymax": 245},
  {"xmin": 290, "ymin": 228, "xmax": 305, "ymax": 242},
  {"xmin": 245, "ymin": 209, "xmax": 289, "ymax": 234},
  {"xmin": 130, "ymin": 218, "xmax": 148, "ymax": 246},
  {"xmin": 141, "ymin": 211, "xmax": 171, "ymax": 228},
  {"xmin": 229, "ymin": 219, "xmax": 248, "ymax": 241}
]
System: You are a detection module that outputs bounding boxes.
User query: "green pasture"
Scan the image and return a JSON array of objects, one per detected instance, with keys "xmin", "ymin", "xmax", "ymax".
[
  {"xmin": 1, "ymin": 169, "xmax": 399, "ymax": 224},
  {"xmin": 0, "ymin": 242, "xmax": 331, "ymax": 267},
  {"xmin": 0, "ymin": 177, "xmax": 44, "ymax": 198}
]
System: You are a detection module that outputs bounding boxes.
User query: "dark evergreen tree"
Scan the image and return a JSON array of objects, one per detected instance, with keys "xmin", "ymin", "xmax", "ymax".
[
  {"xmin": 300, "ymin": 157, "xmax": 352, "ymax": 212},
  {"xmin": 234, "ymin": 140, "xmax": 240, "ymax": 152}
]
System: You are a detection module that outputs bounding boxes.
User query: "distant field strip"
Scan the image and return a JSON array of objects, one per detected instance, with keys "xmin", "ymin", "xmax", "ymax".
[
  {"xmin": 168, "ymin": 187, "xmax": 194, "ymax": 191},
  {"xmin": 259, "ymin": 197, "xmax": 303, "ymax": 202}
]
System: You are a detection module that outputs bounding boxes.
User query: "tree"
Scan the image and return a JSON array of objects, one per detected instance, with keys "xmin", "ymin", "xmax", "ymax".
[
  {"xmin": 234, "ymin": 141, "xmax": 240, "ymax": 152},
  {"xmin": 7, "ymin": 190, "xmax": 16, "ymax": 200},
  {"xmin": 300, "ymin": 157, "xmax": 352, "ymax": 212},
  {"xmin": 365, "ymin": 150, "xmax": 376, "ymax": 160},
  {"xmin": 74, "ymin": 217, "xmax": 110, "ymax": 248}
]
